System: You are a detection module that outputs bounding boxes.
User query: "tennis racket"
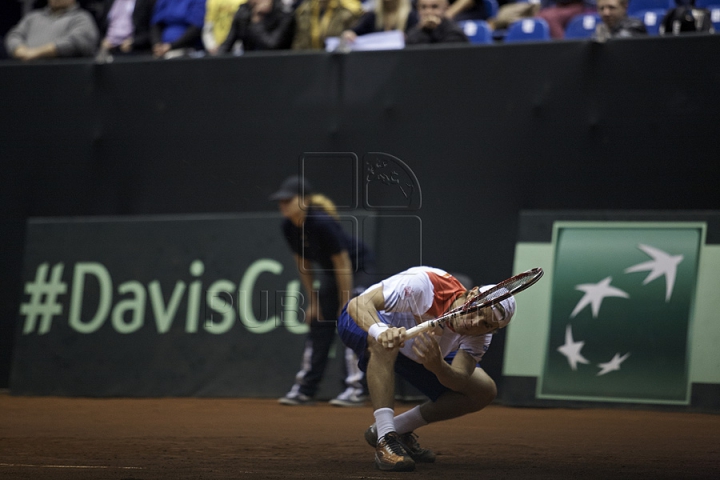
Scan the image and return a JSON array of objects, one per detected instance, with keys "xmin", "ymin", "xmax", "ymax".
[{"xmin": 404, "ymin": 267, "xmax": 544, "ymax": 339}]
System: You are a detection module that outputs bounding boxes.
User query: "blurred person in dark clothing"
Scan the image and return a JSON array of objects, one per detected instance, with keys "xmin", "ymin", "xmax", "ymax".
[
  {"xmin": 405, "ymin": 0, "xmax": 469, "ymax": 45},
  {"xmin": 216, "ymin": 0, "xmax": 295, "ymax": 53}
]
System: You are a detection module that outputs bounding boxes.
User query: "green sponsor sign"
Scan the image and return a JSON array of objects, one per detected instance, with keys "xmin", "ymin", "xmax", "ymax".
[{"xmin": 539, "ymin": 223, "xmax": 703, "ymax": 404}]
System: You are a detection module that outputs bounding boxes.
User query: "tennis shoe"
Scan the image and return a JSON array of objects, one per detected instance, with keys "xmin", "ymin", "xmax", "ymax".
[
  {"xmin": 365, "ymin": 424, "xmax": 436, "ymax": 463},
  {"xmin": 375, "ymin": 432, "xmax": 415, "ymax": 472},
  {"xmin": 278, "ymin": 393, "xmax": 314, "ymax": 406},
  {"xmin": 329, "ymin": 387, "xmax": 367, "ymax": 407}
]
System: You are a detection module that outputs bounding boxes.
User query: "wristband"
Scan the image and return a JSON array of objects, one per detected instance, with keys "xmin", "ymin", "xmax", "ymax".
[{"xmin": 368, "ymin": 323, "xmax": 389, "ymax": 340}]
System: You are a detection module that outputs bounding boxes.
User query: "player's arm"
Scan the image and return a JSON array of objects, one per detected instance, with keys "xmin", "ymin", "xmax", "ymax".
[
  {"xmin": 347, "ymin": 287, "xmax": 406, "ymax": 349},
  {"xmin": 294, "ymin": 254, "xmax": 319, "ymax": 323},
  {"xmin": 445, "ymin": 0, "xmax": 475, "ymax": 19},
  {"xmin": 412, "ymin": 335, "xmax": 477, "ymax": 391},
  {"xmin": 330, "ymin": 250, "xmax": 353, "ymax": 316}
]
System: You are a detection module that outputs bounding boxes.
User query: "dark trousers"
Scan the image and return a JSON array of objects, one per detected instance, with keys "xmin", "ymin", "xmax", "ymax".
[{"xmin": 290, "ymin": 269, "xmax": 375, "ymax": 398}]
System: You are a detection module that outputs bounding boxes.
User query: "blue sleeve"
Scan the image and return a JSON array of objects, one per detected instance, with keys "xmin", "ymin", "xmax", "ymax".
[
  {"xmin": 151, "ymin": 0, "xmax": 168, "ymax": 24},
  {"xmin": 186, "ymin": 0, "xmax": 206, "ymax": 28}
]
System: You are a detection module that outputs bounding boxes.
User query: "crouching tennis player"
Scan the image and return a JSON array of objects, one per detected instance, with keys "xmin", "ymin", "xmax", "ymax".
[{"xmin": 338, "ymin": 266, "xmax": 515, "ymax": 472}]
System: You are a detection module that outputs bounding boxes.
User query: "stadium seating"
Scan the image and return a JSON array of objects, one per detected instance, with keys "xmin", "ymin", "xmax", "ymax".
[
  {"xmin": 504, "ymin": 18, "xmax": 551, "ymax": 42},
  {"xmin": 564, "ymin": 13, "xmax": 601, "ymax": 39},
  {"xmin": 631, "ymin": 8, "xmax": 669, "ymax": 34},
  {"xmin": 627, "ymin": 0, "xmax": 674, "ymax": 15},
  {"xmin": 709, "ymin": 7, "xmax": 720, "ymax": 31},
  {"xmin": 458, "ymin": 19, "xmax": 494, "ymax": 44}
]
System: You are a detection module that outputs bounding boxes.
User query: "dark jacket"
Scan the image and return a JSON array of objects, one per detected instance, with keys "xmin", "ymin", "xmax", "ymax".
[
  {"xmin": 218, "ymin": 1, "xmax": 295, "ymax": 52},
  {"xmin": 405, "ymin": 17, "xmax": 469, "ymax": 45}
]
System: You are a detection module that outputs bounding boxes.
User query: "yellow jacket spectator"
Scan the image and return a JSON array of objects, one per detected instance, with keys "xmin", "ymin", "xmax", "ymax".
[
  {"xmin": 292, "ymin": 0, "xmax": 362, "ymax": 50},
  {"xmin": 203, "ymin": 0, "xmax": 247, "ymax": 54}
]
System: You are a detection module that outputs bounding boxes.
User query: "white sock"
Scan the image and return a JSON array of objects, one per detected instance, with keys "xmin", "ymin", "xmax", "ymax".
[
  {"xmin": 394, "ymin": 406, "xmax": 428, "ymax": 435},
  {"xmin": 374, "ymin": 408, "xmax": 396, "ymax": 440}
]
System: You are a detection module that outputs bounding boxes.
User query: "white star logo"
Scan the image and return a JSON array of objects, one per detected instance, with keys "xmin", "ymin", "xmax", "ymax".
[
  {"xmin": 624, "ymin": 244, "xmax": 683, "ymax": 302},
  {"xmin": 596, "ymin": 352, "xmax": 631, "ymax": 376},
  {"xmin": 557, "ymin": 325, "xmax": 590, "ymax": 371},
  {"xmin": 570, "ymin": 277, "xmax": 629, "ymax": 318}
]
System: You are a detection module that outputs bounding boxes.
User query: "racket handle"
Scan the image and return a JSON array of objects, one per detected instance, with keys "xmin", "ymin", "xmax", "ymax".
[{"xmin": 404, "ymin": 319, "xmax": 438, "ymax": 340}]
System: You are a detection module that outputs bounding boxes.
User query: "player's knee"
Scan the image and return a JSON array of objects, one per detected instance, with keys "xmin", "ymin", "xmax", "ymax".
[
  {"xmin": 467, "ymin": 370, "xmax": 497, "ymax": 411},
  {"xmin": 367, "ymin": 336, "xmax": 398, "ymax": 362}
]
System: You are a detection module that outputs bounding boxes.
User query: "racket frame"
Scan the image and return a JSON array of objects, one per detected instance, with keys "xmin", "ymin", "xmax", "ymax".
[{"xmin": 403, "ymin": 267, "xmax": 544, "ymax": 339}]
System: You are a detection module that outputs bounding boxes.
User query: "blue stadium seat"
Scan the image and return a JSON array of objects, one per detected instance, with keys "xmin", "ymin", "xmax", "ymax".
[
  {"xmin": 564, "ymin": 13, "xmax": 601, "ymax": 39},
  {"xmin": 694, "ymin": 0, "xmax": 719, "ymax": 7},
  {"xmin": 627, "ymin": 0, "xmax": 673, "ymax": 15},
  {"xmin": 484, "ymin": 0, "xmax": 500, "ymax": 18},
  {"xmin": 504, "ymin": 18, "xmax": 551, "ymax": 42},
  {"xmin": 630, "ymin": 8, "xmax": 669, "ymax": 34},
  {"xmin": 709, "ymin": 7, "xmax": 720, "ymax": 31},
  {"xmin": 458, "ymin": 20, "xmax": 494, "ymax": 44}
]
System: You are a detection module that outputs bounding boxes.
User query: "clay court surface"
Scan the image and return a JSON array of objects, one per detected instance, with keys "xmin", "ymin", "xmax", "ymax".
[{"xmin": 1, "ymin": 394, "xmax": 718, "ymax": 480}]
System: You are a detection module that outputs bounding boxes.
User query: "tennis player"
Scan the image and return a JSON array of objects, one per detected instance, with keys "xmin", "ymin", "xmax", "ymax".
[
  {"xmin": 271, "ymin": 175, "xmax": 376, "ymax": 407},
  {"xmin": 338, "ymin": 266, "xmax": 515, "ymax": 471}
]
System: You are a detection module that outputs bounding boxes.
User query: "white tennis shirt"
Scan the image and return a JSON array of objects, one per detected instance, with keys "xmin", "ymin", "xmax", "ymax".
[{"xmin": 365, "ymin": 266, "xmax": 515, "ymax": 364}]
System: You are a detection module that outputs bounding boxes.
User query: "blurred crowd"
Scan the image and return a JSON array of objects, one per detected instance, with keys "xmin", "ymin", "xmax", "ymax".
[{"xmin": 1, "ymin": 0, "xmax": 716, "ymax": 61}]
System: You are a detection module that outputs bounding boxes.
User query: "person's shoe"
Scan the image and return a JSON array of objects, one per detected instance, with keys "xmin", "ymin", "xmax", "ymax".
[
  {"xmin": 365, "ymin": 424, "xmax": 436, "ymax": 463},
  {"xmin": 329, "ymin": 388, "xmax": 367, "ymax": 407},
  {"xmin": 374, "ymin": 432, "xmax": 415, "ymax": 472},
  {"xmin": 278, "ymin": 393, "xmax": 314, "ymax": 406}
]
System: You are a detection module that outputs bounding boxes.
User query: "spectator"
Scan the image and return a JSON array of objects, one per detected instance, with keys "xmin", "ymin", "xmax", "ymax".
[
  {"xmin": 97, "ymin": 0, "xmax": 156, "ymax": 55},
  {"xmin": 536, "ymin": 0, "xmax": 594, "ymax": 39},
  {"xmin": 292, "ymin": 0, "xmax": 363, "ymax": 50},
  {"xmin": 217, "ymin": 0, "xmax": 295, "ymax": 53},
  {"xmin": 593, "ymin": 0, "xmax": 646, "ymax": 40},
  {"xmin": 150, "ymin": 0, "xmax": 206, "ymax": 58},
  {"xmin": 5, "ymin": 0, "xmax": 99, "ymax": 61},
  {"xmin": 340, "ymin": 0, "xmax": 419, "ymax": 44},
  {"xmin": 202, "ymin": 0, "xmax": 246, "ymax": 54},
  {"xmin": 491, "ymin": 1, "xmax": 541, "ymax": 31},
  {"xmin": 660, "ymin": 0, "xmax": 714, "ymax": 35},
  {"xmin": 405, "ymin": 0, "xmax": 469, "ymax": 44}
]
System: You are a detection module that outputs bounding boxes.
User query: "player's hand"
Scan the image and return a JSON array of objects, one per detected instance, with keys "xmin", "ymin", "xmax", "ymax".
[
  {"xmin": 420, "ymin": 14, "xmax": 442, "ymax": 30},
  {"xmin": 411, "ymin": 332, "xmax": 443, "ymax": 372},
  {"xmin": 377, "ymin": 327, "xmax": 406, "ymax": 350}
]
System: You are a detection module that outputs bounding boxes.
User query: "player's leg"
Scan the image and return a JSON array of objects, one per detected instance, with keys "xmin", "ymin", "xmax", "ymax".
[
  {"xmin": 418, "ymin": 366, "xmax": 497, "ymax": 423},
  {"xmin": 337, "ymin": 308, "xmax": 413, "ymax": 471},
  {"xmin": 366, "ymin": 336, "xmax": 415, "ymax": 471},
  {"xmin": 365, "ymin": 336, "xmax": 398, "ymax": 410}
]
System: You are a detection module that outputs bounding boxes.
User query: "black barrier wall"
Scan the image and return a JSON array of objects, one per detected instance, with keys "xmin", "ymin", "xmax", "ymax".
[{"xmin": 2, "ymin": 36, "xmax": 720, "ymax": 391}]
